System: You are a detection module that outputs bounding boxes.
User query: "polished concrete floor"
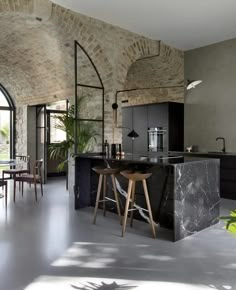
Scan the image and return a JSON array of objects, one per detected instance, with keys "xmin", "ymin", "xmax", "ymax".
[{"xmin": 0, "ymin": 177, "xmax": 236, "ymax": 290}]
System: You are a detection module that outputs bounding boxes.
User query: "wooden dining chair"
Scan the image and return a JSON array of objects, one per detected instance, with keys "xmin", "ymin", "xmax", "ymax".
[
  {"xmin": 13, "ymin": 159, "xmax": 43, "ymax": 202},
  {"xmin": 2, "ymin": 155, "xmax": 30, "ymax": 182},
  {"xmin": 0, "ymin": 178, "xmax": 7, "ymax": 206}
]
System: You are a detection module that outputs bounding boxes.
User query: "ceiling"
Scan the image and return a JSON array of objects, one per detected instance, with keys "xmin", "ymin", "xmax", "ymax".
[{"xmin": 51, "ymin": 0, "xmax": 236, "ymax": 51}]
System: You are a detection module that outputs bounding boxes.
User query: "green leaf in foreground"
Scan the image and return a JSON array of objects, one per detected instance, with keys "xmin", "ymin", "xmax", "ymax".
[{"xmin": 220, "ymin": 210, "xmax": 236, "ymax": 234}]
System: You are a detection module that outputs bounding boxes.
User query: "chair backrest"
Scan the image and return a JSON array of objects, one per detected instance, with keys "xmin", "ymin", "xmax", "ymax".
[
  {"xmin": 33, "ymin": 159, "xmax": 43, "ymax": 178},
  {"xmin": 16, "ymin": 155, "xmax": 30, "ymax": 171},
  {"xmin": 0, "ymin": 180, "xmax": 6, "ymax": 187}
]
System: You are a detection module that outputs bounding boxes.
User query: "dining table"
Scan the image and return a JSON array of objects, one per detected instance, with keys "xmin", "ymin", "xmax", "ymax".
[
  {"xmin": 0, "ymin": 160, "xmax": 16, "ymax": 166},
  {"xmin": 0, "ymin": 159, "xmax": 16, "ymax": 198}
]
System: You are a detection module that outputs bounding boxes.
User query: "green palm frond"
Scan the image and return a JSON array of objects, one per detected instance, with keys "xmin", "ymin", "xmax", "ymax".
[{"xmin": 0, "ymin": 125, "xmax": 9, "ymax": 139}]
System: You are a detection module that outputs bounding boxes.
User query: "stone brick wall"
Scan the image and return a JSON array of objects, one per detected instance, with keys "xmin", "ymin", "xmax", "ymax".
[
  {"xmin": 122, "ymin": 42, "xmax": 184, "ymax": 107},
  {"xmin": 0, "ymin": 0, "xmax": 33, "ymax": 13},
  {"xmin": 15, "ymin": 106, "xmax": 28, "ymax": 155},
  {"xmin": 0, "ymin": 0, "xmax": 184, "ymax": 153}
]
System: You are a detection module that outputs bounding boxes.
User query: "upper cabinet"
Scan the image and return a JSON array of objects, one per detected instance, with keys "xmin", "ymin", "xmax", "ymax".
[
  {"xmin": 147, "ymin": 103, "xmax": 168, "ymax": 128},
  {"xmin": 133, "ymin": 106, "xmax": 148, "ymax": 153},
  {"xmin": 122, "ymin": 102, "xmax": 184, "ymax": 153},
  {"xmin": 122, "ymin": 107, "xmax": 133, "ymax": 153}
]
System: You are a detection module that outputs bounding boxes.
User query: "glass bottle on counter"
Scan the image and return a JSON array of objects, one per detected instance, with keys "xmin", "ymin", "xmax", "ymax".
[{"xmin": 104, "ymin": 140, "xmax": 109, "ymax": 157}]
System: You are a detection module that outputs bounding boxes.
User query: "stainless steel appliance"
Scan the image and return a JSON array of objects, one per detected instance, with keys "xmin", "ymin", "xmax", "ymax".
[{"xmin": 148, "ymin": 127, "xmax": 167, "ymax": 152}]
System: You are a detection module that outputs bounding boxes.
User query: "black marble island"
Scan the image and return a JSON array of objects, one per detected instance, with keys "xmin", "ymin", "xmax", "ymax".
[
  {"xmin": 74, "ymin": 153, "xmax": 220, "ymax": 241},
  {"xmin": 170, "ymin": 151, "xmax": 236, "ymax": 200}
]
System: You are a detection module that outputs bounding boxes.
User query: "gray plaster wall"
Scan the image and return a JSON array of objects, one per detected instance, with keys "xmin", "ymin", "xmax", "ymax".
[{"xmin": 185, "ymin": 38, "xmax": 236, "ymax": 153}]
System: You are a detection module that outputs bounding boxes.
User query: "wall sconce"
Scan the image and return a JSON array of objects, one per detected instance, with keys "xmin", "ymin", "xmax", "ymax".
[
  {"xmin": 112, "ymin": 102, "xmax": 139, "ymax": 140},
  {"xmin": 186, "ymin": 80, "xmax": 202, "ymax": 90},
  {"xmin": 112, "ymin": 102, "xmax": 119, "ymax": 144}
]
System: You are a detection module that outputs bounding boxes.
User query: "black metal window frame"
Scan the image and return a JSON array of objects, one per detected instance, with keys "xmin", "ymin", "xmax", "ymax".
[
  {"xmin": 0, "ymin": 84, "xmax": 15, "ymax": 159},
  {"xmin": 46, "ymin": 108, "xmax": 68, "ymax": 145},
  {"xmin": 74, "ymin": 40, "xmax": 105, "ymax": 156}
]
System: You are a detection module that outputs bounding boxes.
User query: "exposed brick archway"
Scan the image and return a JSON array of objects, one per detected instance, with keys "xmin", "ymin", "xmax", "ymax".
[
  {"xmin": 0, "ymin": 0, "xmax": 183, "ymax": 147},
  {"xmin": 50, "ymin": 4, "xmax": 114, "ymax": 91},
  {"xmin": 122, "ymin": 42, "xmax": 184, "ymax": 104},
  {"xmin": 0, "ymin": 2, "xmax": 114, "ymax": 106},
  {"xmin": 116, "ymin": 39, "xmax": 161, "ymax": 90}
]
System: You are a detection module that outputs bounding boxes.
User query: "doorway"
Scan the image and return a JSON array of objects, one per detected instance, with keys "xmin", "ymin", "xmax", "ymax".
[
  {"xmin": 46, "ymin": 100, "xmax": 68, "ymax": 178},
  {"xmin": 35, "ymin": 100, "xmax": 68, "ymax": 183}
]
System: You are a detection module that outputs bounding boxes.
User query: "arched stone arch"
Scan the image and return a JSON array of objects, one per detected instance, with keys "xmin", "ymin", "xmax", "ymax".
[
  {"xmin": 50, "ymin": 4, "xmax": 114, "ymax": 92},
  {"xmin": 0, "ymin": 0, "xmax": 183, "ymax": 145},
  {"xmin": 0, "ymin": 64, "xmax": 34, "ymax": 104},
  {"xmin": 124, "ymin": 42, "xmax": 184, "ymax": 89},
  {"xmin": 116, "ymin": 39, "xmax": 161, "ymax": 90},
  {"xmin": 0, "ymin": 2, "xmax": 114, "ymax": 107},
  {"xmin": 113, "ymin": 41, "xmax": 184, "ymax": 143}
]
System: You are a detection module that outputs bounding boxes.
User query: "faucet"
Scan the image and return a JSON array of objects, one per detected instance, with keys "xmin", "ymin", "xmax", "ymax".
[{"xmin": 216, "ymin": 137, "xmax": 226, "ymax": 153}]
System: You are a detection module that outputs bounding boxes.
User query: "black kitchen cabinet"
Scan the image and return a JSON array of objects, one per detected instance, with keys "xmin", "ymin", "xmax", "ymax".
[
  {"xmin": 147, "ymin": 103, "xmax": 168, "ymax": 128},
  {"xmin": 133, "ymin": 106, "xmax": 148, "ymax": 153},
  {"xmin": 122, "ymin": 107, "xmax": 132, "ymax": 153},
  {"xmin": 168, "ymin": 102, "xmax": 184, "ymax": 151},
  {"xmin": 122, "ymin": 102, "xmax": 184, "ymax": 153}
]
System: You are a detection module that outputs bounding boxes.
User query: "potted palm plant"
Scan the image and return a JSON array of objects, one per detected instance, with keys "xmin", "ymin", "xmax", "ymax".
[{"xmin": 48, "ymin": 97, "xmax": 98, "ymax": 171}]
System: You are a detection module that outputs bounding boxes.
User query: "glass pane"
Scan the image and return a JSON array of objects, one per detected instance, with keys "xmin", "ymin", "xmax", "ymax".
[
  {"xmin": 77, "ymin": 48, "xmax": 101, "ymax": 88},
  {"xmin": 46, "ymin": 100, "xmax": 67, "ymax": 111},
  {"xmin": 0, "ymin": 91, "xmax": 9, "ymax": 107},
  {"xmin": 0, "ymin": 110, "xmax": 10, "ymax": 159},
  {"xmin": 76, "ymin": 120, "xmax": 103, "ymax": 153},
  {"xmin": 76, "ymin": 87, "xmax": 103, "ymax": 120},
  {"xmin": 0, "ymin": 110, "xmax": 10, "ymax": 178},
  {"xmin": 50, "ymin": 113, "xmax": 67, "ymax": 143}
]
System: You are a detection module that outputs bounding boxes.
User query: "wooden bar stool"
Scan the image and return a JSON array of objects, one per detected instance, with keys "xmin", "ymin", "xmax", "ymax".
[
  {"xmin": 92, "ymin": 167, "xmax": 122, "ymax": 224},
  {"xmin": 120, "ymin": 170, "xmax": 156, "ymax": 238}
]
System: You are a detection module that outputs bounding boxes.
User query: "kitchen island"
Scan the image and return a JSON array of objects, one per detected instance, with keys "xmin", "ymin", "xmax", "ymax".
[
  {"xmin": 170, "ymin": 151, "xmax": 236, "ymax": 200},
  {"xmin": 74, "ymin": 153, "xmax": 220, "ymax": 241}
]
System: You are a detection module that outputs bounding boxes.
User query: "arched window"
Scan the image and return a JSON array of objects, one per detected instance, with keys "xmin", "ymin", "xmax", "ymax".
[{"xmin": 0, "ymin": 85, "xmax": 15, "ymax": 160}]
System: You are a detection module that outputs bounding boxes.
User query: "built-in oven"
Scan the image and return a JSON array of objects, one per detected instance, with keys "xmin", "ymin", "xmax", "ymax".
[{"xmin": 148, "ymin": 127, "xmax": 167, "ymax": 152}]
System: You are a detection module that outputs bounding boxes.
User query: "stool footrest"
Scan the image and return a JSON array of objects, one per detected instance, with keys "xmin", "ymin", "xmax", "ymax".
[
  {"xmin": 127, "ymin": 208, "xmax": 138, "ymax": 212},
  {"xmin": 98, "ymin": 197, "xmax": 117, "ymax": 203}
]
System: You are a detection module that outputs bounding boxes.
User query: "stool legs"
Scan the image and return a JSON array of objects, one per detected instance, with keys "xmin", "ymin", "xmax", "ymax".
[
  {"xmin": 111, "ymin": 175, "xmax": 122, "ymax": 224},
  {"xmin": 130, "ymin": 181, "xmax": 136, "ymax": 227},
  {"xmin": 142, "ymin": 179, "xmax": 156, "ymax": 239},
  {"xmin": 93, "ymin": 174, "xmax": 103, "ymax": 224},
  {"xmin": 93, "ymin": 173, "xmax": 122, "ymax": 225},
  {"xmin": 103, "ymin": 175, "xmax": 107, "ymax": 217},
  {"xmin": 122, "ymin": 178, "xmax": 156, "ymax": 238},
  {"xmin": 122, "ymin": 179, "xmax": 133, "ymax": 237}
]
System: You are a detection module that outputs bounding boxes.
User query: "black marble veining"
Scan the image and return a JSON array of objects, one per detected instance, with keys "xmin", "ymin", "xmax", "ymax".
[
  {"xmin": 75, "ymin": 153, "xmax": 220, "ymax": 241},
  {"xmin": 173, "ymin": 159, "xmax": 220, "ymax": 241},
  {"xmin": 170, "ymin": 151, "xmax": 236, "ymax": 200}
]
